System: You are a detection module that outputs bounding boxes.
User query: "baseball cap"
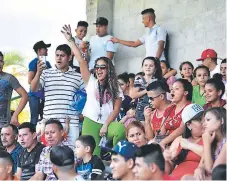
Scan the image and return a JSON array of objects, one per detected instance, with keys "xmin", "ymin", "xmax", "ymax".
[
  {"xmin": 110, "ymin": 140, "xmax": 139, "ymax": 160},
  {"xmin": 94, "ymin": 17, "xmax": 108, "ymax": 26},
  {"xmin": 196, "ymin": 49, "xmax": 217, "ymax": 61},
  {"xmin": 50, "ymin": 146, "xmax": 74, "ymax": 166},
  {"xmin": 33, "ymin": 41, "xmax": 51, "ymax": 52},
  {"xmin": 182, "ymin": 104, "xmax": 204, "ymax": 124}
]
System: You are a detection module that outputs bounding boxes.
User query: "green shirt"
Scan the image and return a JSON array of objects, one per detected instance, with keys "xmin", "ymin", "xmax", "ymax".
[{"xmin": 192, "ymin": 85, "xmax": 206, "ymax": 106}]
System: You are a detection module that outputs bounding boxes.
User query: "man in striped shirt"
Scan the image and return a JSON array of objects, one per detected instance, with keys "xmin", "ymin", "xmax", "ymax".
[{"xmin": 30, "ymin": 44, "xmax": 84, "ymax": 144}]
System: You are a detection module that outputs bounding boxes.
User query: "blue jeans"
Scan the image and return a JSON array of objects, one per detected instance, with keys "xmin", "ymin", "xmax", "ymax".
[{"xmin": 29, "ymin": 96, "xmax": 43, "ymax": 126}]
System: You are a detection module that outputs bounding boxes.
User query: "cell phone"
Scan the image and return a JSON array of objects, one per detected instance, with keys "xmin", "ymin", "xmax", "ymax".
[{"xmin": 39, "ymin": 56, "xmax": 46, "ymax": 68}]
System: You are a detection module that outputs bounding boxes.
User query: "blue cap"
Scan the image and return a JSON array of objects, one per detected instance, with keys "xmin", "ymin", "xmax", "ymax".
[{"xmin": 111, "ymin": 140, "xmax": 139, "ymax": 160}]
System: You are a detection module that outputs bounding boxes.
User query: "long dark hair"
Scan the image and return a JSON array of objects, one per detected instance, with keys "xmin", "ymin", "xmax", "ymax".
[
  {"xmin": 174, "ymin": 79, "xmax": 193, "ymax": 101},
  {"xmin": 142, "ymin": 57, "xmax": 162, "ymax": 79},
  {"xmin": 204, "ymin": 107, "xmax": 226, "ymax": 159},
  {"xmin": 94, "ymin": 57, "xmax": 119, "ymax": 101},
  {"xmin": 206, "ymin": 76, "xmax": 225, "ymax": 98},
  {"xmin": 174, "ymin": 117, "xmax": 203, "ymax": 165},
  {"xmin": 179, "ymin": 61, "xmax": 194, "ymax": 82}
]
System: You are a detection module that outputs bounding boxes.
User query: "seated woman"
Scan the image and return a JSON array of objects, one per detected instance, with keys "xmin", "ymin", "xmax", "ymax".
[
  {"xmin": 204, "ymin": 76, "xmax": 226, "ymax": 110},
  {"xmin": 188, "ymin": 107, "xmax": 226, "ymax": 180},
  {"xmin": 117, "ymin": 72, "xmax": 132, "ymax": 121},
  {"xmin": 126, "ymin": 121, "xmax": 147, "ymax": 147},
  {"xmin": 159, "ymin": 79, "xmax": 192, "ymax": 148},
  {"xmin": 192, "ymin": 65, "xmax": 210, "ymax": 107},
  {"xmin": 163, "ymin": 104, "xmax": 204, "ymax": 180}
]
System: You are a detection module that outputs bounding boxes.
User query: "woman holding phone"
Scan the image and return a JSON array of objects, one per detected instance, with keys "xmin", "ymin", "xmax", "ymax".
[{"xmin": 61, "ymin": 25, "xmax": 125, "ymax": 156}]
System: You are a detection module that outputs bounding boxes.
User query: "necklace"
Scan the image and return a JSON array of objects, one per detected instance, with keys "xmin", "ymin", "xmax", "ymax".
[{"xmin": 97, "ymin": 81, "xmax": 104, "ymax": 121}]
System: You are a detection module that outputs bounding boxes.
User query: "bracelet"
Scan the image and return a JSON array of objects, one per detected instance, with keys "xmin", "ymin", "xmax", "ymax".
[{"xmin": 68, "ymin": 38, "xmax": 74, "ymax": 42}]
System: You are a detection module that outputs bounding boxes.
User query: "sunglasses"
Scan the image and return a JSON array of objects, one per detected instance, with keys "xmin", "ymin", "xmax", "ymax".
[
  {"xmin": 95, "ymin": 64, "xmax": 107, "ymax": 70},
  {"xmin": 149, "ymin": 93, "xmax": 164, "ymax": 101}
]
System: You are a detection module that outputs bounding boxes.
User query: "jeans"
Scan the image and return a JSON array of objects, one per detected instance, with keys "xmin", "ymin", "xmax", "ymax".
[
  {"xmin": 29, "ymin": 96, "xmax": 43, "ymax": 126},
  {"xmin": 61, "ymin": 121, "xmax": 80, "ymax": 146}
]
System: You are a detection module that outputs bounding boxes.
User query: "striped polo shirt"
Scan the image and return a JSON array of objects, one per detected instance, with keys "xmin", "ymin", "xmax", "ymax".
[{"xmin": 40, "ymin": 66, "xmax": 84, "ymax": 124}]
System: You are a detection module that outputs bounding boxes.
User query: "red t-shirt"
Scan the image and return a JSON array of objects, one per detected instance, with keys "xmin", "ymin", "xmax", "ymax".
[
  {"xmin": 163, "ymin": 102, "xmax": 191, "ymax": 134},
  {"xmin": 151, "ymin": 110, "xmax": 163, "ymax": 133}
]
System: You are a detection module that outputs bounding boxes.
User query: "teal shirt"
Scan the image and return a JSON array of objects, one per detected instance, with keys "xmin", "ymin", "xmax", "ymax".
[{"xmin": 192, "ymin": 85, "xmax": 206, "ymax": 106}]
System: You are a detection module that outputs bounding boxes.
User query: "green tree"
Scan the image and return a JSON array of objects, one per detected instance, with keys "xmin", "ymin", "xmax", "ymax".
[{"xmin": 3, "ymin": 51, "xmax": 26, "ymax": 68}]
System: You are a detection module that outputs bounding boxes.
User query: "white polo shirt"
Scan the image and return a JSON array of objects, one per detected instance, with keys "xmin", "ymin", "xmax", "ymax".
[
  {"xmin": 89, "ymin": 35, "xmax": 117, "ymax": 70},
  {"xmin": 139, "ymin": 24, "xmax": 167, "ymax": 60},
  {"xmin": 39, "ymin": 66, "xmax": 84, "ymax": 123}
]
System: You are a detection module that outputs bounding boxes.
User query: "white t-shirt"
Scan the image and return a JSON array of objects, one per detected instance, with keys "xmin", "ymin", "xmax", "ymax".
[
  {"xmin": 89, "ymin": 35, "xmax": 117, "ymax": 70},
  {"xmin": 72, "ymin": 37, "xmax": 87, "ymax": 67},
  {"xmin": 139, "ymin": 24, "xmax": 167, "ymax": 60},
  {"xmin": 210, "ymin": 64, "xmax": 220, "ymax": 78},
  {"xmin": 82, "ymin": 75, "xmax": 124, "ymax": 124}
]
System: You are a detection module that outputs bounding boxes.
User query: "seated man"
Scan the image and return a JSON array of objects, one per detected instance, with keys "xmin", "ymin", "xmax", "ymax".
[
  {"xmin": 30, "ymin": 119, "xmax": 74, "ymax": 180},
  {"xmin": 0, "ymin": 150, "xmax": 15, "ymax": 180},
  {"xmin": 16, "ymin": 122, "xmax": 45, "ymax": 180},
  {"xmin": 1, "ymin": 124, "xmax": 22, "ymax": 173},
  {"xmin": 110, "ymin": 140, "xmax": 139, "ymax": 180},
  {"xmin": 50, "ymin": 145, "xmax": 84, "ymax": 180},
  {"xmin": 133, "ymin": 144, "xmax": 174, "ymax": 180}
]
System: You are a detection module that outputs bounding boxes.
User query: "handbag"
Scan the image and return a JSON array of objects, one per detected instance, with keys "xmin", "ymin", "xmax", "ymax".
[{"xmin": 154, "ymin": 105, "xmax": 176, "ymax": 143}]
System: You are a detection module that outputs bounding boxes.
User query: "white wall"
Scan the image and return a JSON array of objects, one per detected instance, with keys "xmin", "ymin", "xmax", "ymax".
[{"xmin": 87, "ymin": 0, "xmax": 226, "ymax": 74}]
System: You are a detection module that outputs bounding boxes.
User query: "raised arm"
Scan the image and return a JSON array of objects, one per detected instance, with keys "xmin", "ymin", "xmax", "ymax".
[
  {"xmin": 61, "ymin": 25, "xmax": 90, "ymax": 85},
  {"xmin": 111, "ymin": 37, "xmax": 142, "ymax": 47}
]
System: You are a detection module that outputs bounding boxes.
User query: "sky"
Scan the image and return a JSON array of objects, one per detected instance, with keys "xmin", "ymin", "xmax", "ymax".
[{"xmin": 0, "ymin": 0, "xmax": 86, "ymax": 66}]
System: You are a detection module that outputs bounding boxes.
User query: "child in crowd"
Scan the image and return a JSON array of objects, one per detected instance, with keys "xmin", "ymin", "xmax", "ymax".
[
  {"xmin": 192, "ymin": 65, "xmax": 210, "ymax": 106},
  {"xmin": 128, "ymin": 73, "xmax": 135, "ymax": 88},
  {"xmin": 203, "ymin": 76, "xmax": 226, "ymax": 110},
  {"xmin": 179, "ymin": 61, "xmax": 196, "ymax": 85},
  {"xmin": 36, "ymin": 118, "xmax": 70, "ymax": 145},
  {"xmin": 75, "ymin": 135, "xmax": 105, "ymax": 180},
  {"xmin": 70, "ymin": 21, "xmax": 89, "ymax": 73},
  {"xmin": 160, "ymin": 60, "xmax": 177, "ymax": 90},
  {"xmin": 131, "ymin": 57, "xmax": 162, "ymax": 122},
  {"xmin": 117, "ymin": 72, "xmax": 132, "ymax": 121}
]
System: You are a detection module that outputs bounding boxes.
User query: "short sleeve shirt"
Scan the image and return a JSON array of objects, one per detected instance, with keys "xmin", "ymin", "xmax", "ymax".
[
  {"xmin": 89, "ymin": 35, "xmax": 117, "ymax": 70},
  {"xmin": 0, "ymin": 72, "xmax": 21, "ymax": 127},
  {"xmin": 82, "ymin": 74, "xmax": 124, "ymax": 124},
  {"xmin": 18, "ymin": 142, "xmax": 45, "ymax": 180},
  {"xmin": 28, "ymin": 58, "xmax": 51, "ymax": 98},
  {"xmin": 139, "ymin": 24, "xmax": 167, "ymax": 60},
  {"xmin": 76, "ymin": 155, "xmax": 105, "ymax": 180},
  {"xmin": 39, "ymin": 66, "xmax": 84, "ymax": 122},
  {"xmin": 36, "ymin": 140, "xmax": 74, "ymax": 181},
  {"xmin": 163, "ymin": 102, "xmax": 191, "ymax": 134},
  {"xmin": 192, "ymin": 85, "xmax": 206, "ymax": 107},
  {"xmin": 10, "ymin": 143, "xmax": 23, "ymax": 174}
]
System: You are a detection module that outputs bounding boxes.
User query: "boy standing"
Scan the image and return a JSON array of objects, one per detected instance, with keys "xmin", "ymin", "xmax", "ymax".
[
  {"xmin": 70, "ymin": 21, "xmax": 89, "ymax": 73},
  {"xmin": 75, "ymin": 135, "xmax": 105, "ymax": 180}
]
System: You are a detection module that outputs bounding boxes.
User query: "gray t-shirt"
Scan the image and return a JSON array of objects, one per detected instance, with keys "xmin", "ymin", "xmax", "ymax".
[{"xmin": 0, "ymin": 72, "xmax": 21, "ymax": 127}]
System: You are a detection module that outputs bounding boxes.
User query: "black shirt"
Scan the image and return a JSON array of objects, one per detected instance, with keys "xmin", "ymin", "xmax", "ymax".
[{"xmin": 18, "ymin": 142, "xmax": 45, "ymax": 180}]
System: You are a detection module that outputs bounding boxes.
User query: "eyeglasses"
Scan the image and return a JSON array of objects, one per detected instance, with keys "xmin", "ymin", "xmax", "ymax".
[
  {"xmin": 94, "ymin": 64, "xmax": 107, "ymax": 70},
  {"xmin": 149, "ymin": 93, "xmax": 164, "ymax": 101}
]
